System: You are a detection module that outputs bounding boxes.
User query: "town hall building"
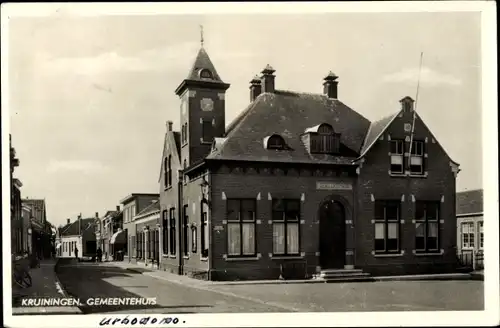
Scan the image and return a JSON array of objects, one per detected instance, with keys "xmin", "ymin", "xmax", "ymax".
[{"xmin": 156, "ymin": 43, "xmax": 461, "ymax": 281}]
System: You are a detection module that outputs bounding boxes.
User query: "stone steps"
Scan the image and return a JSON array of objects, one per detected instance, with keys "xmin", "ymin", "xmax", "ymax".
[{"xmin": 314, "ymin": 268, "xmax": 372, "ymax": 282}]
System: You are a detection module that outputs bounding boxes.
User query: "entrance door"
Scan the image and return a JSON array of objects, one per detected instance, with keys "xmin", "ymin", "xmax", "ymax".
[{"xmin": 319, "ymin": 200, "xmax": 346, "ymax": 269}]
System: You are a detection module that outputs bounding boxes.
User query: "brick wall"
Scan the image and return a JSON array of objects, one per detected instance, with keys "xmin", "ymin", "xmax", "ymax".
[
  {"xmin": 355, "ymin": 109, "xmax": 458, "ymax": 276},
  {"xmin": 210, "ymin": 164, "xmax": 356, "ymax": 281}
]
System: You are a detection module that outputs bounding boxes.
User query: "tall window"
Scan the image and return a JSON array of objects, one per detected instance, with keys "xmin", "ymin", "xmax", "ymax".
[
  {"xmin": 415, "ymin": 201, "xmax": 440, "ymax": 252},
  {"xmin": 136, "ymin": 233, "xmax": 142, "ymax": 259},
  {"xmin": 202, "ymin": 120, "xmax": 214, "ymax": 143},
  {"xmin": 191, "ymin": 226, "xmax": 197, "ymax": 253},
  {"xmin": 226, "ymin": 199, "xmax": 257, "ymax": 257},
  {"xmin": 409, "ymin": 140, "xmax": 424, "ymax": 174},
  {"xmin": 390, "ymin": 140, "xmax": 404, "ymax": 174},
  {"xmin": 131, "ymin": 204, "xmax": 136, "ymax": 221},
  {"xmin": 169, "ymin": 208, "xmax": 176, "ymax": 255},
  {"xmin": 479, "ymin": 221, "xmax": 484, "ymax": 249},
  {"xmin": 461, "ymin": 222, "xmax": 475, "ymax": 249},
  {"xmin": 130, "ymin": 235, "xmax": 136, "ymax": 258},
  {"xmin": 201, "ymin": 208, "xmax": 209, "ymax": 258},
  {"xmin": 181, "ymin": 124, "xmax": 186, "ymax": 144},
  {"xmin": 183, "ymin": 205, "xmax": 189, "ymax": 256},
  {"xmin": 162, "ymin": 210, "xmax": 168, "ymax": 254},
  {"xmin": 374, "ymin": 200, "xmax": 401, "ymax": 253},
  {"xmin": 310, "ymin": 124, "xmax": 340, "ymax": 154},
  {"xmin": 272, "ymin": 199, "xmax": 300, "ymax": 255},
  {"xmin": 164, "ymin": 157, "xmax": 168, "ymax": 188},
  {"xmin": 164, "ymin": 156, "xmax": 172, "ymax": 188}
]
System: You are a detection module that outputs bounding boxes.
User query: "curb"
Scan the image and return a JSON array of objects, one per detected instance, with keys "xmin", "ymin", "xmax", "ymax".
[{"xmin": 53, "ymin": 259, "xmax": 83, "ymax": 314}]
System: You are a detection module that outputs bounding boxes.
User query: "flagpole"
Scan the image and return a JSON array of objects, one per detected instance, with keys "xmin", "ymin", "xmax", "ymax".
[{"xmin": 408, "ymin": 52, "xmax": 424, "ymax": 169}]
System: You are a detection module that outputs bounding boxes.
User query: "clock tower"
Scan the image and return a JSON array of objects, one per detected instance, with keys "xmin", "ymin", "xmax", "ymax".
[{"xmin": 175, "ymin": 46, "xmax": 230, "ymax": 168}]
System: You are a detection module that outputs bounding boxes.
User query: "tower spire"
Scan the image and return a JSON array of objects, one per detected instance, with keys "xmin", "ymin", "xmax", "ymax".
[{"xmin": 200, "ymin": 25, "xmax": 204, "ymax": 47}]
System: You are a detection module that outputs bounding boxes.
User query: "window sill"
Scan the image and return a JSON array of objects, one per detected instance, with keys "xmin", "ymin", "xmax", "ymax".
[
  {"xmin": 200, "ymin": 257, "xmax": 208, "ymax": 262},
  {"xmin": 183, "ymin": 255, "xmax": 189, "ymax": 260},
  {"xmin": 164, "ymin": 186, "xmax": 172, "ymax": 192},
  {"xmin": 225, "ymin": 256, "xmax": 260, "ymax": 262},
  {"xmin": 270, "ymin": 255, "xmax": 303, "ymax": 260},
  {"xmin": 389, "ymin": 172, "xmax": 428, "ymax": 178},
  {"xmin": 168, "ymin": 254, "xmax": 176, "ymax": 258},
  {"xmin": 372, "ymin": 252, "xmax": 404, "ymax": 257},
  {"xmin": 413, "ymin": 251, "xmax": 443, "ymax": 256},
  {"xmin": 200, "ymin": 140, "xmax": 212, "ymax": 145},
  {"xmin": 409, "ymin": 173, "xmax": 427, "ymax": 178}
]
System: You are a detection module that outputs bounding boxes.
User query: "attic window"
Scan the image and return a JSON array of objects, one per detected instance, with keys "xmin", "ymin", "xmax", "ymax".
[
  {"xmin": 199, "ymin": 69, "xmax": 213, "ymax": 80},
  {"xmin": 264, "ymin": 134, "xmax": 288, "ymax": 150},
  {"xmin": 310, "ymin": 123, "xmax": 340, "ymax": 154}
]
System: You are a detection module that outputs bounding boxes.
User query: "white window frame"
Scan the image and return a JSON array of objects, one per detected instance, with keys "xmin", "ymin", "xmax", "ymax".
[
  {"xmin": 390, "ymin": 140, "xmax": 404, "ymax": 174},
  {"xmin": 478, "ymin": 221, "xmax": 484, "ymax": 250},
  {"xmin": 410, "ymin": 140, "xmax": 424, "ymax": 175},
  {"xmin": 461, "ymin": 221, "xmax": 475, "ymax": 249}
]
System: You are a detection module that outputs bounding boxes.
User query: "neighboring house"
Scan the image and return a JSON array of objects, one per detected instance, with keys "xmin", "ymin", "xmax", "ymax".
[
  {"xmin": 132, "ymin": 200, "xmax": 161, "ymax": 267},
  {"xmin": 157, "ymin": 44, "xmax": 460, "ymax": 281},
  {"xmin": 456, "ymin": 189, "xmax": 483, "ymax": 254},
  {"xmin": 22, "ymin": 198, "xmax": 52, "ymax": 259},
  {"xmin": 96, "ymin": 207, "xmax": 121, "ymax": 260},
  {"xmin": 120, "ymin": 193, "xmax": 159, "ymax": 262},
  {"xmin": 60, "ymin": 214, "xmax": 97, "ymax": 259}
]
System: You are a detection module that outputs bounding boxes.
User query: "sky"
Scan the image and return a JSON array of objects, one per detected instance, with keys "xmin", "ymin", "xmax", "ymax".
[{"xmin": 5, "ymin": 10, "xmax": 483, "ymax": 227}]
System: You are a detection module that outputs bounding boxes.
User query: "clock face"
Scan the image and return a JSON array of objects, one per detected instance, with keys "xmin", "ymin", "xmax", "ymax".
[{"xmin": 201, "ymin": 98, "xmax": 214, "ymax": 112}]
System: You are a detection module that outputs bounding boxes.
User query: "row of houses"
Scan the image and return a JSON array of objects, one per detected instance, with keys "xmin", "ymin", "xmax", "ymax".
[
  {"xmin": 10, "ymin": 134, "xmax": 53, "ymax": 260},
  {"xmin": 56, "ymin": 42, "xmax": 484, "ymax": 280}
]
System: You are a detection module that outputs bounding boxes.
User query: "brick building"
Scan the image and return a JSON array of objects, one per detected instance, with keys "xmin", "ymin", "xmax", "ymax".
[
  {"xmin": 157, "ymin": 45, "xmax": 461, "ymax": 281},
  {"xmin": 456, "ymin": 189, "xmax": 483, "ymax": 269},
  {"xmin": 120, "ymin": 193, "xmax": 159, "ymax": 262}
]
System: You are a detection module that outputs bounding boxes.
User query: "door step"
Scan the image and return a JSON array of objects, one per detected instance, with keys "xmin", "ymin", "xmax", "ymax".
[{"xmin": 313, "ymin": 268, "xmax": 372, "ymax": 282}]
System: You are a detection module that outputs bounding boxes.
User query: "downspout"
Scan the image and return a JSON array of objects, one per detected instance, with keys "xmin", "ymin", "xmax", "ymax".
[
  {"xmin": 178, "ymin": 169, "xmax": 184, "ymax": 275},
  {"xmin": 207, "ymin": 169, "xmax": 212, "ymax": 281}
]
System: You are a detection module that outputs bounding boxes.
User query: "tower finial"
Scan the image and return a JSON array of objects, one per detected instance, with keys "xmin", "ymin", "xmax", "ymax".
[{"xmin": 200, "ymin": 25, "xmax": 204, "ymax": 47}]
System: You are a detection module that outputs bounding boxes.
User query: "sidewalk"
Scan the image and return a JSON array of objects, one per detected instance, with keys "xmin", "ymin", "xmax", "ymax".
[
  {"xmin": 105, "ymin": 261, "xmax": 477, "ymax": 287},
  {"xmin": 12, "ymin": 259, "xmax": 82, "ymax": 315}
]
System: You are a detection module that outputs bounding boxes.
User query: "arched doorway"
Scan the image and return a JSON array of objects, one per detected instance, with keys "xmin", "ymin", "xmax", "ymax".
[{"xmin": 319, "ymin": 199, "xmax": 346, "ymax": 269}]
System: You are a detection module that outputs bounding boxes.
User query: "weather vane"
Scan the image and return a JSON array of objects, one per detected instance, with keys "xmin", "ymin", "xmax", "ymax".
[{"xmin": 200, "ymin": 25, "xmax": 204, "ymax": 47}]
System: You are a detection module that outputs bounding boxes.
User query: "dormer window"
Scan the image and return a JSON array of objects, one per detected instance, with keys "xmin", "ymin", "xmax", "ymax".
[
  {"xmin": 307, "ymin": 123, "xmax": 340, "ymax": 154},
  {"xmin": 199, "ymin": 69, "xmax": 213, "ymax": 80},
  {"xmin": 264, "ymin": 134, "xmax": 288, "ymax": 150}
]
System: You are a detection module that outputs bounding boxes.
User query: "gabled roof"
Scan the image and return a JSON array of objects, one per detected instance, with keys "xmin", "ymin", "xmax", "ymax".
[
  {"xmin": 456, "ymin": 189, "xmax": 483, "ymax": 216},
  {"xmin": 135, "ymin": 200, "xmax": 160, "ymax": 219},
  {"xmin": 61, "ymin": 218, "xmax": 96, "ymax": 236},
  {"xmin": 358, "ymin": 112, "xmax": 399, "ymax": 158},
  {"xmin": 158, "ymin": 131, "xmax": 181, "ymax": 183},
  {"xmin": 207, "ymin": 90, "xmax": 371, "ymax": 164},
  {"xmin": 356, "ymin": 109, "xmax": 460, "ymax": 165}
]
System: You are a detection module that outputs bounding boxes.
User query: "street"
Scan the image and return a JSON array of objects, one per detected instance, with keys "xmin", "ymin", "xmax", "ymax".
[{"xmin": 56, "ymin": 261, "xmax": 484, "ymax": 314}]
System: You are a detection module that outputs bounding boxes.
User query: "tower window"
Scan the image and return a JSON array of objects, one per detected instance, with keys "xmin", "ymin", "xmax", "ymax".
[
  {"xmin": 202, "ymin": 120, "xmax": 215, "ymax": 143},
  {"xmin": 199, "ymin": 69, "xmax": 213, "ymax": 80}
]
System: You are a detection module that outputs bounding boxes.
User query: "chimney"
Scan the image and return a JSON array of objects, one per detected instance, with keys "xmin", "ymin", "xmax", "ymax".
[
  {"xmin": 249, "ymin": 75, "xmax": 262, "ymax": 102},
  {"xmin": 261, "ymin": 64, "xmax": 276, "ymax": 93},
  {"xmin": 166, "ymin": 121, "xmax": 173, "ymax": 132},
  {"xmin": 116, "ymin": 205, "xmax": 120, "ymax": 212},
  {"xmin": 78, "ymin": 213, "xmax": 82, "ymax": 235},
  {"xmin": 399, "ymin": 96, "xmax": 414, "ymax": 112},
  {"xmin": 95, "ymin": 212, "xmax": 99, "ymax": 219},
  {"xmin": 67, "ymin": 218, "xmax": 70, "ymax": 224},
  {"xmin": 323, "ymin": 71, "xmax": 339, "ymax": 99}
]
